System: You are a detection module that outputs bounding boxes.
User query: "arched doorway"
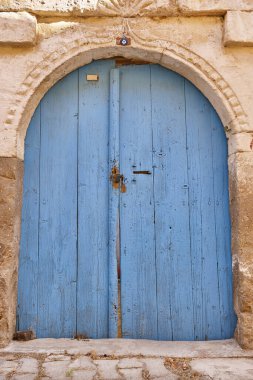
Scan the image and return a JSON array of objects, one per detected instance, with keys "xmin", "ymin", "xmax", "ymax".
[{"xmin": 17, "ymin": 59, "xmax": 236, "ymax": 340}]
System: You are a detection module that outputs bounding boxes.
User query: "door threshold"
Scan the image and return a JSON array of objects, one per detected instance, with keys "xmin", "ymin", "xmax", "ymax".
[{"xmin": 1, "ymin": 339, "xmax": 252, "ymax": 358}]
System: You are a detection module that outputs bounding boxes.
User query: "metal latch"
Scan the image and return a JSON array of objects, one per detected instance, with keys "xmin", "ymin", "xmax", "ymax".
[
  {"xmin": 110, "ymin": 166, "xmax": 126, "ymax": 193},
  {"xmin": 133, "ymin": 170, "xmax": 152, "ymax": 175}
]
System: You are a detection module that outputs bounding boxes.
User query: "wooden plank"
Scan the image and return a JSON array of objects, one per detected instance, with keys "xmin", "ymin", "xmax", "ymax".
[
  {"xmin": 119, "ymin": 65, "xmax": 158, "ymax": 339},
  {"xmin": 38, "ymin": 70, "xmax": 78, "ymax": 338},
  {"xmin": 17, "ymin": 105, "xmax": 41, "ymax": 334},
  {"xmin": 210, "ymin": 108, "xmax": 237, "ymax": 338},
  {"xmin": 185, "ymin": 81, "xmax": 222, "ymax": 340},
  {"xmin": 108, "ymin": 68, "xmax": 120, "ymax": 338},
  {"xmin": 77, "ymin": 60, "xmax": 115, "ymax": 338},
  {"xmin": 151, "ymin": 65, "xmax": 195, "ymax": 340}
]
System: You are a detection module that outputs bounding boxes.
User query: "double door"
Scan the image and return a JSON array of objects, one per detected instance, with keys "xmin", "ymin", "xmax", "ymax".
[{"xmin": 17, "ymin": 60, "xmax": 236, "ymax": 340}]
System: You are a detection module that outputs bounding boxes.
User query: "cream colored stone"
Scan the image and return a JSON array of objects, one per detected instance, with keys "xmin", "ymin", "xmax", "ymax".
[
  {"xmin": 0, "ymin": 158, "xmax": 23, "ymax": 346},
  {"xmin": 229, "ymin": 152, "xmax": 253, "ymax": 348},
  {"xmin": 224, "ymin": 11, "xmax": 253, "ymax": 47},
  {"xmin": 0, "ymin": 0, "xmax": 252, "ymax": 17},
  {"xmin": 2, "ymin": 338, "xmax": 253, "ymax": 357},
  {"xmin": 0, "ymin": 0, "xmax": 179, "ymax": 17},
  {"xmin": 0, "ymin": 0, "xmax": 252, "ymax": 350},
  {"xmin": 94, "ymin": 360, "xmax": 120, "ymax": 379},
  {"xmin": 0, "ymin": 17, "xmax": 252, "ymax": 158},
  {"xmin": 0, "ymin": 0, "xmax": 96, "ymax": 16},
  {"xmin": 228, "ymin": 133, "xmax": 253, "ymax": 156},
  {"xmin": 190, "ymin": 358, "xmax": 253, "ymax": 380},
  {"xmin": 235, "ymin": 313, "xmax": 253, "ymax": 349},
  {"xmin": 179, "ymin": 0, "xmax": 253, "ymax": 15},
  {"xmin": 0, "ymin": 12, "xmax": 37, "ymax": 46}
]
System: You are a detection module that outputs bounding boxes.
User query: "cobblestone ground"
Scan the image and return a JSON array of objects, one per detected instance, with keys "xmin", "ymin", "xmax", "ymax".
[
  {"xmin": 0, "ymin": 353, "xmax": 253, "ymax": 379},
  {"xmin": 1, "ymin": 339, "xmax": 253, "ymax": 379},
  {"xmin": 0, "ymin": 354, "xmax": 180, "ymax": 380}
]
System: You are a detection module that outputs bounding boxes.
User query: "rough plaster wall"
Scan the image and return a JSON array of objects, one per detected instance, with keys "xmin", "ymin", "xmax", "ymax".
[{"xmin": 0, "ymin": 0, "xmax": 252, "ymax": 348}]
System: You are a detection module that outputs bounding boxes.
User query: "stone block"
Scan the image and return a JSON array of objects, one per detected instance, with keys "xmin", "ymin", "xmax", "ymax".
[
  {"xmin": 12, "ymin": 376, "xmax": 36, "ymax": 380},
  {"xmin": 0, "ymin": 0, "xmax": 95, "ymax": 16},
  {"xmin": 43, "ymin": 359, "xmax": 71, "ymax": 379},
  {"xmin": 0, "ymin": 358, "xmax": 18, "ymax": 375},
  {"xmin": 0, "ymin": 158, "xmax": 23, "ymax": 346},
  {"xmin": 178, "ymin": 0, "xmax": 253, "ymax": 15},
  {"xmin": 224, "ymin": 11, "xmax": 253, "ymax": 47},
  {"xmin": 119, "ymin": 368, "xmax": 143, "ymax": 379},
  {"xmin": 45, "ymin": 355, "xmax": 70, "ymax": 362},
  {"xmin": 18, "ymin": 358, "xmax": 38, "ymax": 374},
  {"xmin": 118, "ymin": 358, "xmax": 143, "ymax": 369},
  {"xmin": 236, "ymin": 313, "xmax": 253, "ymax": 349},
  {"xmin": 72, "ymin": 369, "xmax": 96, "ymax": 380},
  {"xmin": 141, "ymin": 358, "xmax": 178, "ymax": 379},
  {"xmin": 190, "ymin": 358, "xmax": 253, "ymax": 380},
  {"xmin": 94, "ymin": 359, "xmax": 120, "ymax": 379},
  {"xmin": 0, "ymin": 0, "xmax": 252, "ymax": 17},
  {"xmin": 228, "ymin": 133, "xmax": 253, "ymax": 156},
  {"xmin": 0, "ymin": 12, "xmax": 37, "ymax": 46},
  {"xmin": 0, "ymin": 0, "xmax": 178, "ymax": 17},
  {"xmin": 69, "ymin": 356, "xmax": 96, "ymax": 370}
]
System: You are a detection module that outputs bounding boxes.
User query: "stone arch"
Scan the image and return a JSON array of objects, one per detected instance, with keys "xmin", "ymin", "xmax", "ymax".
[
  {"xmin": 1, "ymin": 18, "xmax": 252, "ymax": 350},
  {"xmin": 3, "ymin": 27, "xmax": 248, "ymax": 158}
]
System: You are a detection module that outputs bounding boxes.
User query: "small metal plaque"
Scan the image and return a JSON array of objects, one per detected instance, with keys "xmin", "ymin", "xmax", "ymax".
[{"xmin": 86, "ymin": 74, "xmax": 99, "ymax": 81}]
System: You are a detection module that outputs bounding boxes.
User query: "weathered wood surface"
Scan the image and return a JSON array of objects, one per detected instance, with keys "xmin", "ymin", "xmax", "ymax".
[
  {"xmin": 18, "ymin": 60, "xmax": 236, "ymax": 340},
  {"xmin": 150, "ymin": 66, "xmax": 194, "ymax": 340},
  {"xmin": 108, "ymin": 68, "xmax": 120, "ymax": 338},
  {"xmin": 77, "ymin": 60, "xmax": 114, "ymax": 338},
  {"xmin": 119, "ymin": 65, "xmax": 158, "ymax": 339},
  {"xmin": 17, "ymin": 106, "xmax": 40, "ymax": 334},
  {"xmin": 38, "ymin": 71, "xmax": 78, "ymax": 338}
]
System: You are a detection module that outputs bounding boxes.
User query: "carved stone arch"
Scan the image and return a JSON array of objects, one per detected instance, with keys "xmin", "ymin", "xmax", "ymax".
[
  {"xmin": 1, "ymin": 10, "xmax": 253, "ymax": 349},
  {"xmin": 3, "ymin": 27, "xmax": 247, "ymax": 158},
  {"xmin": 2, "ymin": 23, "xmax": 253, "ymax": 349}
]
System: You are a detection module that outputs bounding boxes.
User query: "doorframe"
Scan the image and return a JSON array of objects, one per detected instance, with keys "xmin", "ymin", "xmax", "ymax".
[{"xmin": 1, "ymin": 37, "xmax": 250, "ymax": 347}]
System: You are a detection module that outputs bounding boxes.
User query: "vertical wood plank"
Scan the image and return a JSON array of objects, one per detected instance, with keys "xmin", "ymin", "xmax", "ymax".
[
  {"xmin": 17, "ymin": 106, "xmax": 41, "ymax": 333},
  {"xmin": 210, "ymin": 108, "xmax": 237, "ymax": 338},
  {"xmin": 120, "ymin": 65, "xmax": 158, "ymax": 339},
  {"xmin": 151, "ymin": 65, "xmax": 194, "ymax": 340},
  {"xmin": 108, "ymin": 68, "xmax": 120, "ymax": 338},
  {"xmin": 185, "ymin": 81, "xmax": 222, "ymax": 340},
  {"xmin": 38, "ymin": 71, "xmax": 78, "ymax": 338},
  {"xmin": 77, "ymin": 60, "xmax": 114, "ymax": 338}
]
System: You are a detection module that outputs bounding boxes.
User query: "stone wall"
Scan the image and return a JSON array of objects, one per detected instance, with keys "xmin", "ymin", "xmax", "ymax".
[
  {"xmin": 0, "ymin": 158, "xmax": 23, "ymax": 345},
  {"xmin": 0, "ymin": 0, "xmax": 253, "ymax": 348}
]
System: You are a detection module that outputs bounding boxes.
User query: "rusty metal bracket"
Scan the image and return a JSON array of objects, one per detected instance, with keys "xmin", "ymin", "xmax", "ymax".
[{"xmin": 110, "ymin": 166, "xmax": 126, "ymax": 193}]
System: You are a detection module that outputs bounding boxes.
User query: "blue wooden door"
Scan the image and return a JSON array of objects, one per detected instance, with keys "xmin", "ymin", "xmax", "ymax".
[
  {"xmin": 18, "ymin": 60, "xmax": 114, "ymax": 338},
  {"xmin": 118, "ymin": 64, "xmax": 236, "ymax": 340},
  {"xmin": 17, "ymin": 60, "xmax": 236, "ymax": 340}
]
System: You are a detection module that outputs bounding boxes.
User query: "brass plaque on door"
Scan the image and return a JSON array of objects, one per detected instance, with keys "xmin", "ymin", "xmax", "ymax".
[{"xmin": 86, "ymin": 74, "xmax": 99, "ymax": 81}]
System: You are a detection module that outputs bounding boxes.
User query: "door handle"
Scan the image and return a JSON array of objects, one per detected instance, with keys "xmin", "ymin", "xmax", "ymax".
[{"xmin": 133, "ymin": 170, "xmax": 152, "ymax": 175}]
